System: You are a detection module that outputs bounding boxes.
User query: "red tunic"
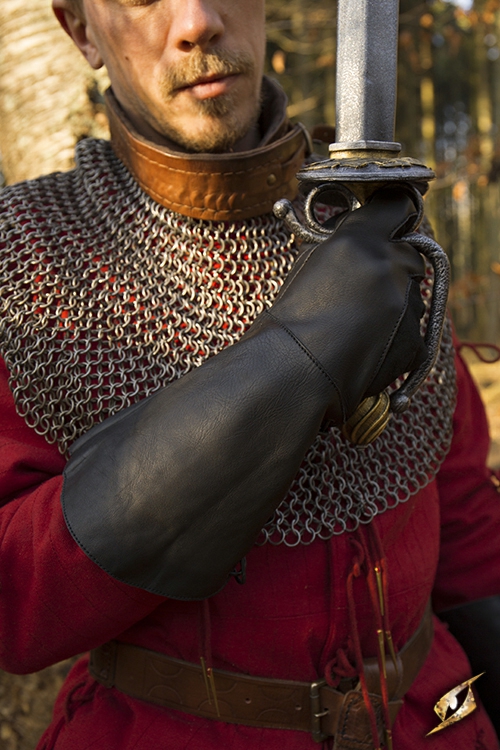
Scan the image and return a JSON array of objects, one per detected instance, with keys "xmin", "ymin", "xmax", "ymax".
[{"xmin": 0, "ymin": 344, "xmax": 499, "ymax": 749}]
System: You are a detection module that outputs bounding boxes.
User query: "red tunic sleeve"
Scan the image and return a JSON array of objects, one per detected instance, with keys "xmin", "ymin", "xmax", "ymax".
[
  {"xmin": 433, "ymin": 341, "xmax": 500, "ymax": 610},
  {"xmin": 0, "ymin": 358, "xmax": 164, "ymax": 675}
]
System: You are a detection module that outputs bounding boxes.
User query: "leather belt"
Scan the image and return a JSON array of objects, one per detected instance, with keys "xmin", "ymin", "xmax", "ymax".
[{"xmin": 90, "ymin": 606, "xmax": 433, "ymax": 745}]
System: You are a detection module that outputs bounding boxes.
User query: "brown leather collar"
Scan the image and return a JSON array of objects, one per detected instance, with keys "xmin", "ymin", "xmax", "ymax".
[{"xmin": 107, "ymin": 78, "xmax": 310, "ymax": 222}]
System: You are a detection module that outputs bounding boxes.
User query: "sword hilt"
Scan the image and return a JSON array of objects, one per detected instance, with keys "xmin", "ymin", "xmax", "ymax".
[{"xmin": 274, "ymin": 171, "xmax": 450, "ymax": 446}]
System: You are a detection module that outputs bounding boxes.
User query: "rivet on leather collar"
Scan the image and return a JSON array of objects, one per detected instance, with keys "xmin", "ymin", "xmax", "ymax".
[{"xmin": 107, "ymin": 78, "xmax": 309, "ymax": 222}]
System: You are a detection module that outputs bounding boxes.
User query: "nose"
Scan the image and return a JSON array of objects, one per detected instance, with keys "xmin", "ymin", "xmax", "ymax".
[{"xmin": 170, "ymin": 0, "xmax": 225, "ymax": 52}]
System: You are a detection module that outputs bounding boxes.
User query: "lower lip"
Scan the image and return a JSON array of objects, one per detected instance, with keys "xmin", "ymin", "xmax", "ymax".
[{"xmin": 183, "ymin": 75, "xmax": 238, "ymax": 100}]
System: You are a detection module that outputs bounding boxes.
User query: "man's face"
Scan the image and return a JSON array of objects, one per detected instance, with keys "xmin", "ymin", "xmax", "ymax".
[{"xmin": 75, "ymin": 0, "xmax": 266, "ymax": 152}]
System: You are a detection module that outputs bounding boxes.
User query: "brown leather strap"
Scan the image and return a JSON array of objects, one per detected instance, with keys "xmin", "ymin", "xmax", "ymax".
[
  {"xmin": 106, "ymin": 78, "xmax": 309, "ymax": 222},
  {"xmin": 90, "ymin": 606, "xmax": 433, "ymax": 743}
]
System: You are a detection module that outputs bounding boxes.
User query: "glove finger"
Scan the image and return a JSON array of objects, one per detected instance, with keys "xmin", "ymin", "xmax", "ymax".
[
  {"xmin": 353, "ymin": 185, "xmax": 419, "ymax": 238},
  {"xmin": 333, "ymin": 187, "xmax": 426, "ymax": 279}
]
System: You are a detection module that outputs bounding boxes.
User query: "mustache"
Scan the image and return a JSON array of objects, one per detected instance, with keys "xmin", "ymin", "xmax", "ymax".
[{"xmin": 161, "ymin": 49, "xmax": 255, "ymax": 98}]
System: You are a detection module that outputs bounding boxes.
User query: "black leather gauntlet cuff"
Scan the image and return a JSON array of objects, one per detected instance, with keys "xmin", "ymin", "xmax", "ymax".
[{"xmin": 62, "ymin": 318, "xmax": 336, "ymax": 599}]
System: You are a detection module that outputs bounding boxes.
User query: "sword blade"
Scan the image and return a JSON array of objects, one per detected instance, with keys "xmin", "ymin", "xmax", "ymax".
[{"xmin": 334, "ymin": 0, "xmax": 400, "ymax": 152}]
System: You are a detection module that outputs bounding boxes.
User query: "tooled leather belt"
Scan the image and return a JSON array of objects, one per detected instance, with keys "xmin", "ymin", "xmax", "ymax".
[{"xmin": 89, "ymin": 605, "xmax": 433, "ymax": 746}]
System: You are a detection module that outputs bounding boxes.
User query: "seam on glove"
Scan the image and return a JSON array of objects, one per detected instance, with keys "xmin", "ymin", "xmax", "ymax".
[{"xmin": 264, "ymin": 309, "xmax": 346, "ymax": 421}]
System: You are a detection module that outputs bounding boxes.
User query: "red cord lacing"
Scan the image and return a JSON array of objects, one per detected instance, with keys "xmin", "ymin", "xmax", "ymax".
[
  {"xmin": 345, "ymin": 536, "xmax": 382, "ymax": 750},
  {"xmin": 358, "ymin": 526, "xmax": 394, "ymax": 750},
  {"xmin": 457, "ymin": 341, "xmax": 500, "ymax": 362},
  {"xmin": 323, "ymin": 526, "xmax": 396, "ymax": 750}
]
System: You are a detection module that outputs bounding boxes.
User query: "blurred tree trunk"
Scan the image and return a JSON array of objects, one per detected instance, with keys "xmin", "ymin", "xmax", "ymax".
[
  {"xmin": 0, "ymin": 0, "xmax": 109, "ymax": 185},
  {"xmin": 0, "ymin": 3, "xmax": 105, "ymax": 746}
]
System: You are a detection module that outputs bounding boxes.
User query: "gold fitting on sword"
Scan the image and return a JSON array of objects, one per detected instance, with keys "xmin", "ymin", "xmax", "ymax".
[
  {"xmin": 385, "ymin": 728, "xmax": 394, "ymax": 750},
  {"xmin": 200, "ymin": 657, "xmax": 221, "ymax": 717}
]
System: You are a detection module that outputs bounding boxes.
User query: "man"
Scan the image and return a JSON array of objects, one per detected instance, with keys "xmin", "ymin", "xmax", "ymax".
[{"xmin": 0, "ymin": 1, "xmax": 498, "ymax": 748}]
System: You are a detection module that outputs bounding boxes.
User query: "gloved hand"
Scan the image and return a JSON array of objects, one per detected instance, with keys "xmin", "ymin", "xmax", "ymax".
[
  {"xmin": 62, "ymin": 186, "xmax": 427, "ymax": 599},
  {"xmin": 268, "ymin": 184, "xmax": 427, "ymax": 421}
]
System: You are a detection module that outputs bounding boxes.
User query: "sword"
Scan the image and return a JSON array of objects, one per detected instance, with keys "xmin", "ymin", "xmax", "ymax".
[{"xmin": 274, "ymin": 0, "xmax": 450, "ymax": 445}]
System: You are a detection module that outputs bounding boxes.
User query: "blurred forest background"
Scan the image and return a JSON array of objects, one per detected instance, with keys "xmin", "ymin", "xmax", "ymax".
[
  {"xmin": 1, "ymin": 0, "xmax": 500, "ymax": 747},
  {"xmin": 268, "ymin": 0, "xmax": 500, "ymax": 344}
]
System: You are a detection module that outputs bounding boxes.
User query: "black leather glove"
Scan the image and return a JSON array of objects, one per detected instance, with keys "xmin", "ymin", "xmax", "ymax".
[
  {"xmin": 62, "ymin": 186, "xmax": 426, "ymax": 599},
  {"xmin": 269, "ymin": 185, "xmax": 427, "ymax": 416}
]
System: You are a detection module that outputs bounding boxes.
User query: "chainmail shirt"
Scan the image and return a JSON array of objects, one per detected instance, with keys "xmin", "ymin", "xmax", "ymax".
[{"xmin": 0, "ymin": 137, "xmax": 456, "ymax": 546}]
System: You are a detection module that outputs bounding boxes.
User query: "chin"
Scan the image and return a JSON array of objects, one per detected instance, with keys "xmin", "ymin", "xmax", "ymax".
[
  {"xmin": 184, "ymin": 129, "xmax": 243, "ymax": 153},
  {"xmin": 162, "ymin": 111, "xmax": 258, "ymax": 154},
  {"xmin": 153, "ymin": 82, "xmax": 262, "ymax": 154}
]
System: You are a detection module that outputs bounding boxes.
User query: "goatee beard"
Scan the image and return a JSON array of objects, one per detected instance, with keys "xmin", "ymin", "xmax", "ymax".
[{"xmin": 157, "ymin": 49, "xmax": 261, "ymax": 153}]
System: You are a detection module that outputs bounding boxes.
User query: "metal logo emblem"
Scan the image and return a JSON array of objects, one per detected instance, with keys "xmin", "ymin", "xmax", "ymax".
[{"xmin": 426, "ymin": 674, "xmax": 484, "ymax": 735}]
